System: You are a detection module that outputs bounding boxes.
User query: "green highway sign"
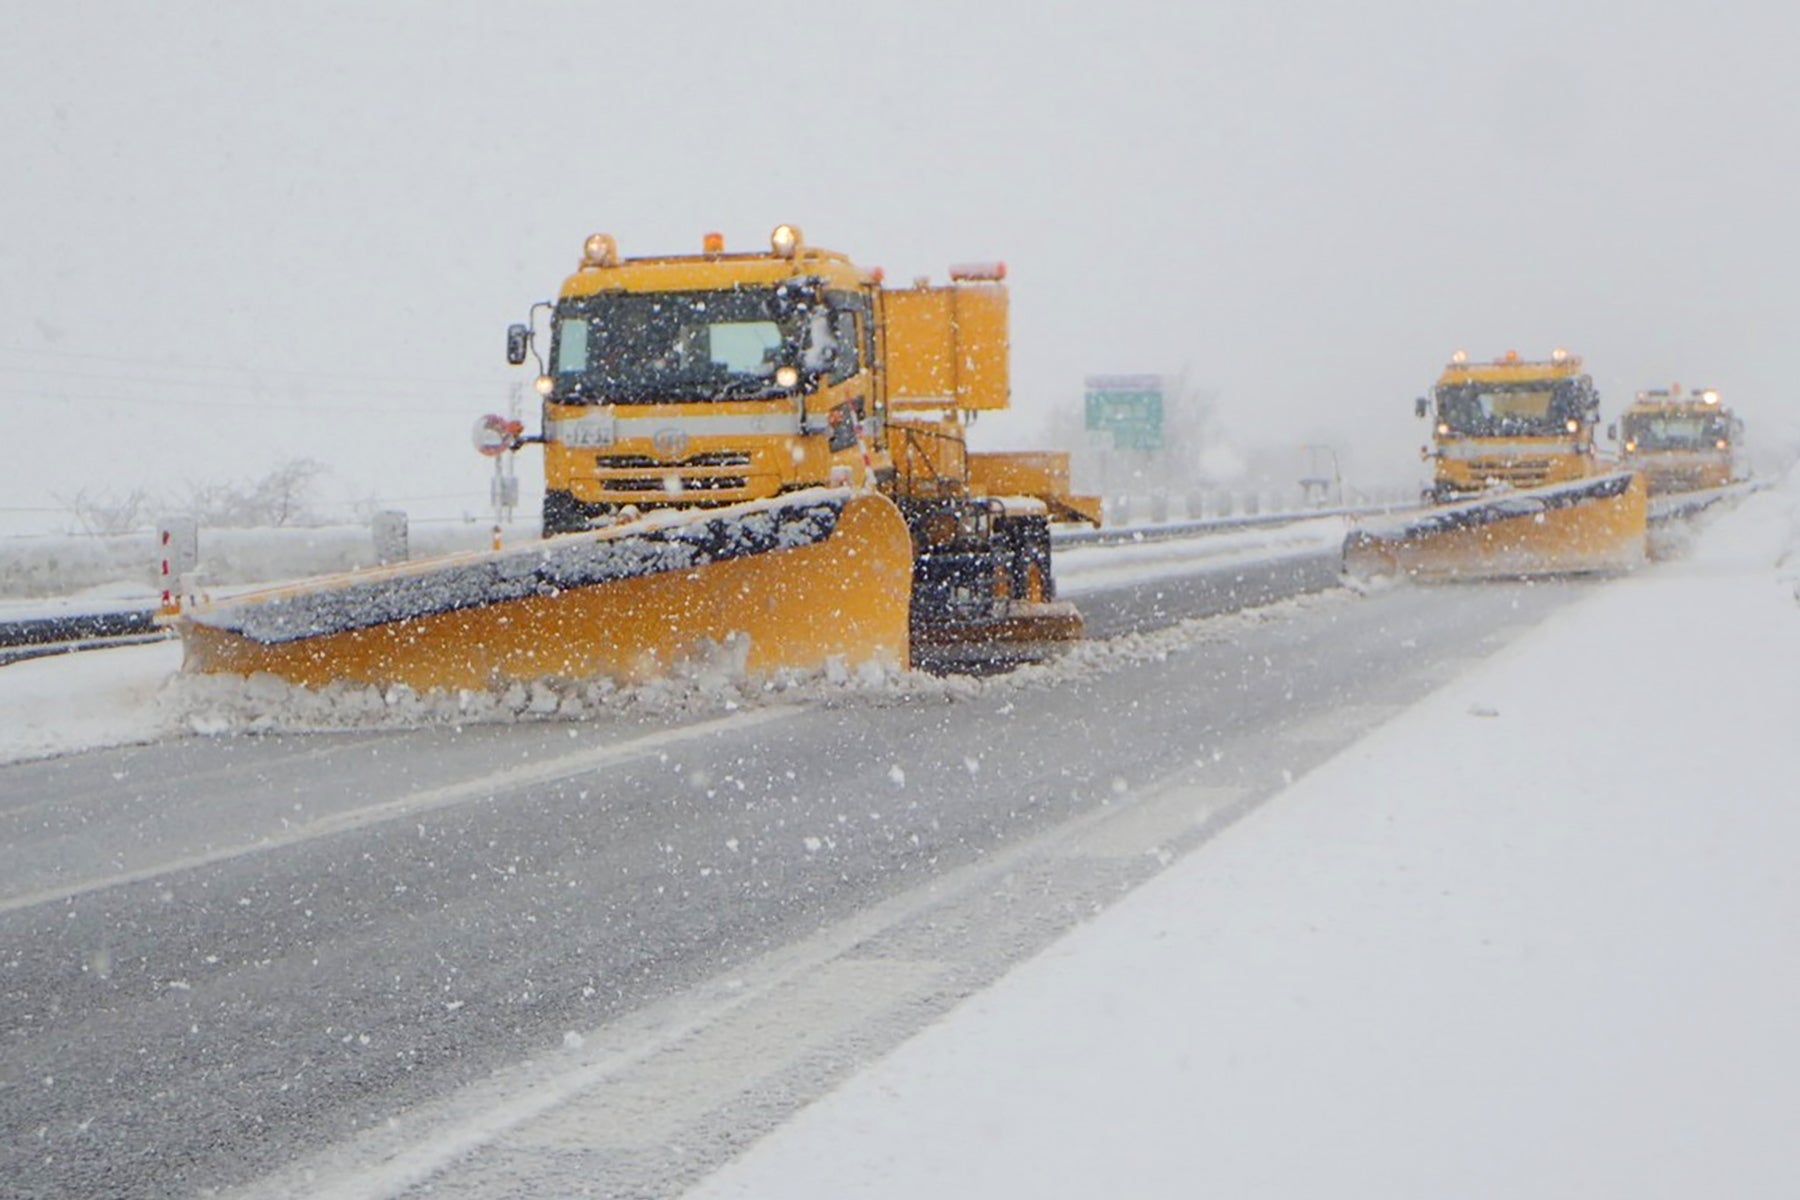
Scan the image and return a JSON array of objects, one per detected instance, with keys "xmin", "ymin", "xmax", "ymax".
[{"xmin": 1084, "ymin": 374, "xmax": 1164, "ymax": 451}]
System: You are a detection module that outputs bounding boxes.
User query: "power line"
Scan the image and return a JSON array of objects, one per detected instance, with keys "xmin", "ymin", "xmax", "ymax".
[
  {"xmin": 0, "ymin": 343, "xmax": 510, "ymax": 392},
  {"xmin": 0, "ymin": 386, "xmax": 494, "ymax": 416}
]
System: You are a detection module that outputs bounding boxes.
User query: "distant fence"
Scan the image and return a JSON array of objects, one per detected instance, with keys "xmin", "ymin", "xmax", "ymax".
[{"xmin": 0, "ymin": 518, "xmax": 534, "ymax": 601}]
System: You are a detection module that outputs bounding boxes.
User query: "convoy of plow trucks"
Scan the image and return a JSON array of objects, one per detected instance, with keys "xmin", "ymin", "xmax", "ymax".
[
  {"xmin": 1344, "ymin": 348, "xmax": 1651, "ymax": 581},
  {"xmin": 164, "ymin": 230, "xmax": 1754, "ymax": 695}
]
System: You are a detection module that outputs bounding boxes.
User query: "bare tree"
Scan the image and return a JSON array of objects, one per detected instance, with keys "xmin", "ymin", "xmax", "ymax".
[
  {"xmin": 179, "ymin": 458, "xmax": 327, "ymax": 527},
  {"xmin": 54, "ymin": 486, "xmax": 154, "ymax": 535}
]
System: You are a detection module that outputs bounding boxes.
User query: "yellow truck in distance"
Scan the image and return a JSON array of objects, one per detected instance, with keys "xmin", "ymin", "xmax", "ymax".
[
  {"xmin": 1416, "ymin": 348, "xmax": 1604, "ymax": 501},
  {"xmin": 1615, "ymin": 385, "xmax": 1748, "ymax": 495}
]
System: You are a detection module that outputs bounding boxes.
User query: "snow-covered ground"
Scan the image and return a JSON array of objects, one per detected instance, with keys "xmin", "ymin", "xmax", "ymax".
[
  {"xmin": 684, "ymin": 472, "xmax": 1800, "ymax": 1199},
  {"xmin": 5, "ymin": 477, "xmax": 1797, "ymax": 1197}
]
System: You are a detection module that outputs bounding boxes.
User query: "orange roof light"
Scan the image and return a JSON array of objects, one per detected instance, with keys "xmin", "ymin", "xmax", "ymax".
[
  {"xmin": 703, "ymin": 231, "xmax": 725, "ymax": 254},
  {"xmin": 1503, "ymin": 350, "xmax": 1521, "ymax": 363},
  {"xmin": 948, "ymin": 261, "xmax": 1007, "ymax": 281}
]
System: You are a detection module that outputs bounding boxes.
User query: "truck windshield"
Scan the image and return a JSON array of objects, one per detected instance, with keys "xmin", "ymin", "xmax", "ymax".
[
  {"xmin": 549, "ymin": 288, "xmax": 831, "ymax": 404},
  {"xmin": 1623, "ymin": 415, "xmax": 1730, "ymax": 451},
  {"xmin": 1435, "ymin": 382, "xmax": 1589, "ymax": 437}
]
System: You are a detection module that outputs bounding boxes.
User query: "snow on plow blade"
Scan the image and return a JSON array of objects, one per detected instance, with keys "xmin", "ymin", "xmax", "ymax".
[
  {"xmin": 1344, "ymin": 471, "xmax": 1648, "ymax": 580},
  {"xmin": 175, "ymin": 489, "xmax": 913, "ymax": 692}
]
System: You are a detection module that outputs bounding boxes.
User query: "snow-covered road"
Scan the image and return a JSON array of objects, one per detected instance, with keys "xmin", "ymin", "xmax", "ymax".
[{"xmin": 687, "ymin": 471, "xmax": 1800, "ymax": 1199}]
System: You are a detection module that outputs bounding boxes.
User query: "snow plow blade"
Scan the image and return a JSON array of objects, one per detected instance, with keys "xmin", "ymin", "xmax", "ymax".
[
  {"xmin": 911, "ymin": 600, "xmax": 1085, "ymax": 672},
  {"xmin": 1344, "ymin": 471, "xmax": 1647, "ymax": 581},
  {"xmin": 175, "ymin": 489, "xmax": 913, "ymax": 692}
]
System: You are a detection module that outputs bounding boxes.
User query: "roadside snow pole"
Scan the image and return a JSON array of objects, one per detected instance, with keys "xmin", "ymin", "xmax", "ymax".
[{"xmin": 157, "ymin": 516, "xmax": 198, "ymax": 615}]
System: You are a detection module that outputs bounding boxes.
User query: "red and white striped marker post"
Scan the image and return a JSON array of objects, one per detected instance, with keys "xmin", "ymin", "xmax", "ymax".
[{"xmin": 157, "ymin": 516, "xmax": 198, "ymax": 614}]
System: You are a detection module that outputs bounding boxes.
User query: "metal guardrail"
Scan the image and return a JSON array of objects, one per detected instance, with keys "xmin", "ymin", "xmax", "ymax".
[
  {"xmin": 0, "ymin": 607, "xmax": 162, "ymax": 651},
  {"xmin": 1052, "ymin": 502, "xmax": 1416, "ymax": 549},
  {"xmin": 0, "ymin": 629, "xmax": 172, "ymax": 668}
]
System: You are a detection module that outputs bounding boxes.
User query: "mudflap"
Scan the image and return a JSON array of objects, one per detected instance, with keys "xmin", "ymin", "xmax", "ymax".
[
  {"xmin": 176, "ymin": 489, "xmax": 914, "ymax": 692},
  {"xmin": 1344, "ymin": 471, "xmax": 1648, "ymax": 581}
]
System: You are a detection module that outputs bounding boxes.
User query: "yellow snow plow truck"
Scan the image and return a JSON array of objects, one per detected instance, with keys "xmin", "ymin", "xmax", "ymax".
[
  {"xmin": 1345, "ymin": 349, "xmax": 1647, "ymax": 579},
  {"xmin": 1615, "ymin": 385, "xmax": 1747, "ymax": 495},
  {"xmin": 173, "ymin": 226, "xmax": 1100, "ymax": 691}
]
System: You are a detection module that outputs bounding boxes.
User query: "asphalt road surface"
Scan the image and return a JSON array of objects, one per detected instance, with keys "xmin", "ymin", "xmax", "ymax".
[{"xmin": 0, "ymin": 567, "xmax": 1590, "ymax": 1199}]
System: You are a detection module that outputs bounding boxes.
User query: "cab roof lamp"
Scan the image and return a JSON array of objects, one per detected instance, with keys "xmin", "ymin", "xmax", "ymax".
[
  {"xmin": 1551, "ymin": 347, "xmax": 1570, "ymax": 363},
  {"xmin": 582, "ymin": 233, "xmax": 619, "ymax": 268},
  {"xmin": 1702, "ymin": 389, "xmax": 1721, "ymax": 404},
  {"xmin": 703, "ymin": 231, "xmax": 725, "ymax": 254},
  {"xmin": 770, "ymin": 224, "xmax": 803, "ymax": 258},
  {"xmin": 1450, "ymin": 349, "xmax": 1469, "ymax": 364},
  {"xmin": 1503, "ymin": 350, "xmax": 1520, "ymax": 363}
]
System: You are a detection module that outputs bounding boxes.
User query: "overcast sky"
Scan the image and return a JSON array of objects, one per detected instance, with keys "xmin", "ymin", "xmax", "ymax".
[{"xmin": 4, "ymin": 1, "xmax": 1796, "ymax": 532}]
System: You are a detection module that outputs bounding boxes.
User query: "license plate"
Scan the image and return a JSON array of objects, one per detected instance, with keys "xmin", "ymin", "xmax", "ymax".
[{"xmin": 556, "ymin": 413, "xmax": 616, "ymax": 448}]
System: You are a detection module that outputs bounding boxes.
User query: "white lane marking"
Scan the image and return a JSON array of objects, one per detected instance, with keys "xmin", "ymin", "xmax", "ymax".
[
  {"xmin": 222, "ymin": 768, "xmax": 1276, "ymax": 1200},
  {"xmin": 1275, "ymin": 703, "xmax": 1408, "ymax": 745},
  {"xmin": 516, "ymin": 958, "xmax": 950, "ymax": 1152},
  {"xmin": 1077, "ymin": 785, "xmax": 1247, "ymax": 859},
  {"xmin": 0, "ymin": 706, "xmax": 800, "ymax": 916}
]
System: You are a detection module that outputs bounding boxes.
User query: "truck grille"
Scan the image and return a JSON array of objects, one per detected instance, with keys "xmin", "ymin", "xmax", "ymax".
[
  {"xmin": 1470, "ymin": 459, "xmax": 1553, "ymax": 487},
  {"xmin": 600, "ymin": 452, "xmax": 752, "ymax": 470},
  {"xmin": 594, "ymin": 449, "xmax": 754, "ymax": 496},
  {"xmin": 600, "ymin": 475, "xmax": 750, "ymax": 494}
]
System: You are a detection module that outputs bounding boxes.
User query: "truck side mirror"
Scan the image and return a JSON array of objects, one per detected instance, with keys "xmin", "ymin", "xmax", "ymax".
[
  {"xmin": 506, "ymin": 324, "xmax": 531, "ymax": 366},
  {"xmin": 1414, "ymin": 397, "xmax": 1429, "ymax": 419}
]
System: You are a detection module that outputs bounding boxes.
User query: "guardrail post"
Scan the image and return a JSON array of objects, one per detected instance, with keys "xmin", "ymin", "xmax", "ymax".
[
  {"xmin": 156, "ymin": 516, "xmax": 198, "ymax": 612},
  {"xmin": 372, "ymin": 510, "xmax": 410, "ymax": 565}
]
